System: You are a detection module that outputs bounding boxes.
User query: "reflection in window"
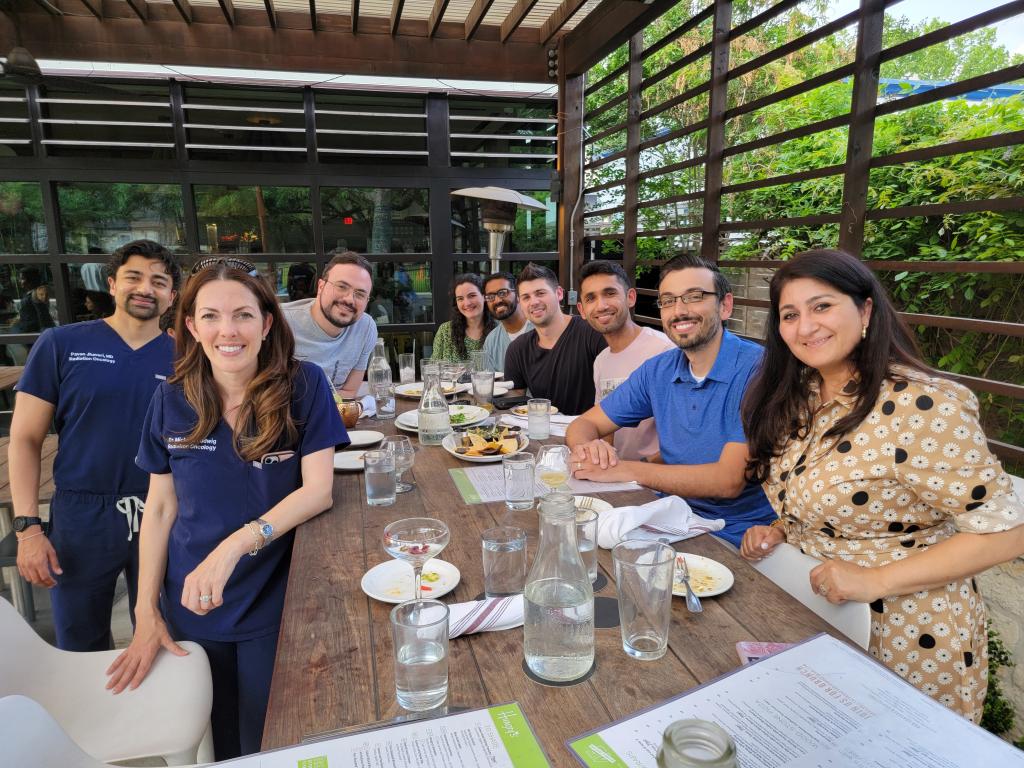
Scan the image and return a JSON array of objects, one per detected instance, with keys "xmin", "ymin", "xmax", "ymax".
[
  {"xmin": 0, "ymin": 262, "xmax": 58, "ymax": 364},
  {"xmin": 57, "ymin": 183, "xmax": 186, "ymax": 254},
  {"xmin": 320, "ymin": 188, "xmax": 430, "ymax": 254},
  {"xmin": 67, "ymin": 263, "xmax": 115, "ymax": 323},
  {"xmin": 204, "ymin": 261, "xmax": 320, "ymax": 302},
  {"xmin": 367, "ymin": 261, "xmax": 432, "ymax": 325},
  {"xmin": 195, "ymin": 185, "xmax": 313, "ymax": 254},
  {"xmin": 451, "ymin": 190, "xmax": 556, "ymax": 254},
  {"xmin": 0, "ymin": 182, "xmax": 47, "ymax": 254}
]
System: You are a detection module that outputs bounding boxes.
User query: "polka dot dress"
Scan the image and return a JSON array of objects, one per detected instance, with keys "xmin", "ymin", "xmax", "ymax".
[{"xmin": 764, "ymin": 366, "xmax": 1024, "ymax": 722}]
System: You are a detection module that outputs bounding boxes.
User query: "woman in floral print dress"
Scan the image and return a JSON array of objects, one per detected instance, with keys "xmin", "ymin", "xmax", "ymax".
[{"xmin": 740, "ymin": 249, "xmax": 1024, "ymax": 722}]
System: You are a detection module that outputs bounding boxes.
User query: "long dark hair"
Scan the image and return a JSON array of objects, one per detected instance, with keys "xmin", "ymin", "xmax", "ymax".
[
  {"xmin": 171, "ymin": 263, "xmax": 299, "ymax": 461},
  {"xmin": 743, "ymin": 249, "xmax": 927, "ymax": 484},
  {"xmin": 450, "ymin": 273, "xmax": 494, "ymax": 359}
]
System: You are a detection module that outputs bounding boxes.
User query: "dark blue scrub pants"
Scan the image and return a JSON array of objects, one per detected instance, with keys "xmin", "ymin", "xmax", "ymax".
[
  {"xmin": 168, "ymin": 625, "xmax": 279, "ymax": 760},
  {"xmin": 48, "ymin": 490, "xmax": 142, "ymax": 651}
]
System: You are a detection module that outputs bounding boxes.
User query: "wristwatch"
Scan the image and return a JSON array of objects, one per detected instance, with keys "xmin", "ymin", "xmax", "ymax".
[
  {"xmin": 13, "ymin": 516, "xmax": 42, "ymax": 533},
  {"xmin": 254, "ymin": 517, "xmax": 274, "ymax": 546}
]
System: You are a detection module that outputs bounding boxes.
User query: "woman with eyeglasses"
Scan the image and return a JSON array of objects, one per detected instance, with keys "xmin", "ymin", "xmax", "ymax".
[
  {"xmin": 430, "ymin": 273, "xmax": 495, "ymax": 363},
  {"xmin": 739, "ymin": 249, "xmax": 1024, "ymax": 722},
  {"xmin": 106, "ymin": 259, "xmax": 347, "ymax": 758}
]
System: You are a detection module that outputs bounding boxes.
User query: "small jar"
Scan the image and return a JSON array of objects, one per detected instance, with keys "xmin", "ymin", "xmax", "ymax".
[{"xmin": 656, "ymin": 719, "xmax": 737, "ymax": 768}]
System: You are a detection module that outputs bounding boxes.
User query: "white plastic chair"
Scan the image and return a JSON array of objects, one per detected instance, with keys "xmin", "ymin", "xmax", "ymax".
[
  {"xmin": 1, "ymin": 694, "xmax": 110, "ymax": 768},
  {"xmin": 0, "ymin": 597, "xmax": 214, "ymax": 766},
  {"xmin": 752, "ymin": 542, "xmax": 872, "ymax": 650}
]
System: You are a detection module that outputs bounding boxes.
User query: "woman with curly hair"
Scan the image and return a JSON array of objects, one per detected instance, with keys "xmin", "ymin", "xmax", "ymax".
[
  {"xmin": 740, "ymin": 248, "xmax": 1024, "ymax": 722},
  {"xmin": 106, "ymin": 259, "xmax": 347, "ymax": 758},
  {"xmin": 430, "ymin": 273, "xmax": 495, "ymax": 363}
]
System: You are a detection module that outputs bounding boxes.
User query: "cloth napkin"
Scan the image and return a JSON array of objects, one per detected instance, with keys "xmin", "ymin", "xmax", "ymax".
[
  {"xmin": 596, "ymin": 495, "xmax": 725, "ymax": 549},
  {"xmin": 500, "ymin": 412, "xmax": 577, "ymax": 437},
  {"xmin": 359, "ymin": 394, "xmax": 377, "ymax": 418},
  {"xmin": 448, "ymin": 595, "xmax": 524, "ymax": 638}
]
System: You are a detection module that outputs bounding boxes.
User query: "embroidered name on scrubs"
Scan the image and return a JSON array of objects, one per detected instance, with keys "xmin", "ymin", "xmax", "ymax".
[
  {"xmin": 167, "ymin": 436, "xmax": 218, "ymax": 452},
  {"xmin": 67, "ymin": 352, "xmax": 116, "ymax": 364}
]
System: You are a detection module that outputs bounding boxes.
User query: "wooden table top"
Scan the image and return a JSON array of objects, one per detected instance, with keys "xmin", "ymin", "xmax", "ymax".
[
  {"xmin": 262, "ymin": 400, "xmax": 846, "ymax": 763},
  {"xmin": 0, "ymin": 366, "xmax": 23, "ymax": 391},
  {"xmin": 0, "ymin": 434, "xmax": 59, "ymax": 506}
]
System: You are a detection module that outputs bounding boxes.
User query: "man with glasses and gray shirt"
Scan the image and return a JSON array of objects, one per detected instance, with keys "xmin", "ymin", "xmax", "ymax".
[{"xmin": 282, "ymin": 251, "xmax": 377, "ymax": 398}]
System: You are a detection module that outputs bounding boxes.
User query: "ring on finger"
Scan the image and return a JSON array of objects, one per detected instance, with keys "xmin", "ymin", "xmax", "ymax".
[
  {"xmin": 199, "ymin": 594, "xmax": 213, "ymax": 604},
  {"xmin": 817, "ymin": 584, "xmax": 829, "ymax": 597}
]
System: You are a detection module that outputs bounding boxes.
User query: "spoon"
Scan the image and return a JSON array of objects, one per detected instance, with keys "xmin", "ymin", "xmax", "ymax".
[{"xmin": 678, "ymin": 556, "xmax": 703, "ymax": 614}]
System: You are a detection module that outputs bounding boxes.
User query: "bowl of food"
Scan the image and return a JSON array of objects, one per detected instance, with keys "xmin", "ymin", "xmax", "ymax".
[{"xmin": 442, "ymin": 424, "xmax": 529, "ymax": 463}]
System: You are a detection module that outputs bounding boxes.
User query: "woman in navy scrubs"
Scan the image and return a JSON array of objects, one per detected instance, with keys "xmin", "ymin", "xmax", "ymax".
[{"xmin": 106, "ymin": 260, "xmax": 348, "ymax": 758}]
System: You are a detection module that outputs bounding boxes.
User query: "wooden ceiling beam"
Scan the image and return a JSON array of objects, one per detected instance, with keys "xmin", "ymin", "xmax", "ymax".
[
  {"xmin": 171, "ymin": 0, "xmax": 192, "ymax": 23},
  {"xmin": 500, "ymin": 0, "xmax": 538, "ymax": 43},
  {"xmin": 562, "ymin": 0, "xmax": 677, "ymax": 75},
  {"xmin": 263, "ymin": 0, "xmax": 277, "ymax": 27},
  {"xmin": 29, "ymin": 0, "xmax": 63, "ymax": 14},
  {"xmin": 217, "ymin": 0, "xmax": 235, "ymax": 27},
  {"xmin": 464, "ymin": 0, "xmax": 496, "ymax": 41},
  {"xmin": 78, "ymin": 0, "xmax": 102, "ymax": 20},
  {"xmin": 427, "ymin": 0, "xmax": 450, "ymax": 38},
  {"xmin": 309, "ymin": 0, "xmax": 317, "ymax": 31},
  {"xmin": 349, "ymin": 0, "xmax": 357, "ymax": 33},
  {"xmin": 389, "ymin": 0, "xmax": 404, "ymax": 35},
  {"xmin": 124, "ymin": 0, "xmax": 148, "ymax": 22},
  {"xmin": 537, "ymin": 0, "xmax": 586, "ymax": 46}
]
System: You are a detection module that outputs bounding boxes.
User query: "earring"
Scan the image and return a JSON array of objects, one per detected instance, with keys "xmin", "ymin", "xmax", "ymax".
[
  {"xmin": 861, "ymin": 325, "xmax": 868, "ymax": 340},
  {"xmin": 262, "ymin": 335, "xmax": 268, "ymax": 342}
]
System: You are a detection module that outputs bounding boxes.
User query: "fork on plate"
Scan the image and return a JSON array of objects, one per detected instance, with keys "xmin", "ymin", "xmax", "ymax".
[{"xmin": 678, "ymin": 556, "xmax": 703, "ymax": 614}]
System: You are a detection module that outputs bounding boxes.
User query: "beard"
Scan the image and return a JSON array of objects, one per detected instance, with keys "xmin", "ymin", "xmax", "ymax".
[
  {"xmin": 667, "ymin": 311, "xmax": 721, "ymax": 352},
  {"xmin": 589, "ymin": 308, "xmax": 628, "ymax": 335},
  {"xmin": 489, "ymin": 298, "xmax": 518, "ymax": 321},
  {"xmin": 319, "ymin": 293, "xmax": 358, "ymax": 329},
  {"xmin": 122, "ymin": 293, "xmax": 160, "ymax": 320}
]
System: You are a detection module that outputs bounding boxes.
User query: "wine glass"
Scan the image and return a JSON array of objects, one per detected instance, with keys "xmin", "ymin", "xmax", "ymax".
[
  {"xmin": 536, "ymin": 445, "xmax": 572, "ymax": 491},
  {"xmin": 383, "ymin": 518, "xmax": 451, "ymax": 599},
  {"xmin": 383, "ymin": 435, "xmax": 416, "ymax": 493}
]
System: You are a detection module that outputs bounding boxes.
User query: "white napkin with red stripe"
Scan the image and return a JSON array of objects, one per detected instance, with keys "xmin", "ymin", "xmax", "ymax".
[
  {"xmin": 596, "ymin": 495, "xmax": 725, "ymax": 549},
  {"xmin": 448, "ymin": 595, "xmax": 524, "ymax": 638}
]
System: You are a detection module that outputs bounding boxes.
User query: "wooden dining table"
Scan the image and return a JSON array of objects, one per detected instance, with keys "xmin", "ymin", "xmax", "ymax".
[
  {"xmin": 262, "ymin": 398, "xmax": 847, "ymax": 764},
  {"xmin": 0, "ymin": 366, "xmax": 24, "ymax": 392}
]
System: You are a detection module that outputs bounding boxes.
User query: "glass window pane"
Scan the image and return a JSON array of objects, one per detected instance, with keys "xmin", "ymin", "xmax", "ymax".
[
  {"xmin": 320, "ymin": 188, "xmax": 430, "ymax": 254},
  {"xmin": 66, "ymin": 261, "xmax": 116, "ymax": 323},
  {"xmin": 367, "ymin": 261, "xmax": 433, "ymax": 325},
  {"xmin": 0, "ymin": 182, "xmax": 47, "ymax": 254},
  {"xmin": 452, "ymin": 190, "xmax": 556, "ymax": 254},
  {"xmin": 57, "ymin": 182, "xmax": 186, "ymax": 254},
  {"xmin": 194, "ymin": 185, "xmax": 313, "ymax": 254},
  {"xmin": 0, "ymin": 262, "xmax": 58, "ymax": 361}
]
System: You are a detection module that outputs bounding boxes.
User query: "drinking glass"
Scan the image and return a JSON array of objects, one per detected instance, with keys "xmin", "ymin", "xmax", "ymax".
[
  {"xmin": 383, "ymin": 435, "xmax": 416, "ymax": 493},
  {"xmin": 598, "ymin": 376, "xmax": 627, "ymax": 402},
  {"xmin": 536, "ymin": 444, "xmax": 571, "ymax": 491},
  {"xmin": 481, "ymin": 526, "xmax": 528, "ymax": 598},
  {"xmin": 373, "ymin": 382, "xmax": 396, "ymax": 420},
  {"xmin": 575, "ymin": 508, "xmax": 599, "ymax": 583},
  {"xmin": 527, "ymin": 398, "xmax": 551, "ymax": 440},
  {"xmin": 383, "ymin": 517, "xmax": 451, "ymax": 599},
  {"xmin": 421, "ymin": 358, "xmax": 439, "ymax": 381},
  {"xmin": 469, "ymin": 349, "xmax": 486, "ymax": 373},
  {"xmin": 391, "ymin": 599, "xmax": 449, "ymax": 711},
  {"xmin": 364, "ymin": 450, "xmax": 396, "ymax": 506},
  {"xmin": 440, "ymin": 363, "xmax": 459, "ymax": 394},
  {"xmin": 399, "ymin": 353, "xmax": 416, "ymax": 385},
  {"xmin": 502, "ymin": 451, "xmax": 536, "ymax": 511},
  {"xmin": 471, "ymin": 370, "xmax": 495, "ymax": 410},
  {"xmin": 612, "ymin": 540, "xmax": 675, "ymax": 661}
]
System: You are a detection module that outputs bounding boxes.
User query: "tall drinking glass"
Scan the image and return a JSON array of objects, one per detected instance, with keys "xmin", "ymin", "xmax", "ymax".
[
  {"xmin": 527, "ymin": 398, "xmax": 551, "ymax": 439},
  {"xmin": 612, "ymin": 540, "xmax": 675, "ymax": 660},
  {"xmin": 472, "ymin": 370, "xmax": 495, "ymax": 410},
  {"xmin": 383, "ymin": 517, "xmax": 451, "ymax": 599},
  {"xmin": 364, "ymin": 450, "xmax": 396, "ymax": 506},
  {"xmin": 398, "ymin": 353, "xmax": 416, "ymax": 385},
  {"xmin": 391, "ymin": 599, "xmax": 449, "ymax": 711},
  {"xmin": 503, "ymin": 452, "xmax": 536, "ymax": 511},
  {"xmin": 373, "ymin": 382, "xmax": 396, "ymax": 420},
  {"xmin": 575, "ymin": 508, "xmax": 599, "ymax": 583}
]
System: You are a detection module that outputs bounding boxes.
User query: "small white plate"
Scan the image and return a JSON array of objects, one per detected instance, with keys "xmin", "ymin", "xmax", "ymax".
[
  {"xmin": 442, "ymin": 432, "xmax": 529, "ymax": 463},
  {"xmin": 333, "ymin": 451, "xmax": 365, "ymax": 472},
  {"xmin": 395, "ymin": 382, "xmax": 469, "ymax": 399},
  {"xmin": 673, "ymin": 553, "xmax": 734, "ymax": 598},
  {"xmin": 493, "ymin": 383, "xmax": 511, "ymax": 397},
  {"xmin": 573, "ymin": 495, "xmax": 613, "ymax": 515},
  {"xmin": 511, "ymin": 404, "xmax": 559, "ymax": 417},
  {"xmin": 360, "ymin": 558, "xmax": 460, "ymax": 603},
  {"xmin": 396, "ymin": 405, "xmax": 490, "ymax": 432},
  {"xmin": 345, "ymin": 430, "xmax": 385, "ymax": 448},
  {"xmin": 494, "ymin": 371, "xmax": 505, "ymax": 380}
]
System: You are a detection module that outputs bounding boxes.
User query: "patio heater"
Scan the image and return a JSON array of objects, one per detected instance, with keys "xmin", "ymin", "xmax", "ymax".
[{"xmin": 450, "ymin": 187, "xmax": 546, "ymax": 273}]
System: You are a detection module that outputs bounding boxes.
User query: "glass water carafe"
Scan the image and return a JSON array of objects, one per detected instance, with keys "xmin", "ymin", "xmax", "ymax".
[
  {"xmin": 523, "ymin": 491, "xmax": 595, "ymax": 682},
  {"xmin": 417, "ymin": 370, "xmax": 450, "ymax": 446}
]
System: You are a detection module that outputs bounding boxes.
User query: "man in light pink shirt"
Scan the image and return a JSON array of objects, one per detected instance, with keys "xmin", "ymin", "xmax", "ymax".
[{"xmin": 577, "ymin": 260, "xmax": 674, "ymax": 460}]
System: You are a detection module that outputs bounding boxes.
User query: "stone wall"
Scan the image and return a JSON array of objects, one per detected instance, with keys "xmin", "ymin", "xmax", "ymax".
[{"xmin": 978, "ymin": 560, "xmax": 1024, "ymax": 741}]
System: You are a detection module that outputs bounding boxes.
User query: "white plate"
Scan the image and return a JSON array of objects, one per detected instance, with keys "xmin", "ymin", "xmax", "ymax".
[
  {"xmin": 494, "ymin": 371, "xmax": 504, "ymax": 380},
  {"xmin": 442, "ymin": 432, "xmax": 529, "ymax": 463},
  {"xmin": 673, "ymin": 553, "xmax": 734, "ymax": 598},
  {"xmin": 493, "ymin": 383, "xmax": 511, "ymax": 396},
  {"xmin": 395, "ymin": 382, "xmax": 469, "ymax": 399},
  {"xmin": 360, "ymin": 558, "xmax": 460, "ymax": 603},
  {"xmin": 573, "ymin": 495, "xmax": 613, "ymax": 515},
  {"xmin": 511, "ymin": 404, "xmax": 559, "ymax": 417},
  {"xmin": 345, "ymin": 430, "xmax": 385, "ymax": 448},
  {"xmin": 396, "ymin": 405, "xmax": 490, "ymax": 432},
  {"xmin": 333, "ymin": 450, "xmax": 365, "ymax": 471}
]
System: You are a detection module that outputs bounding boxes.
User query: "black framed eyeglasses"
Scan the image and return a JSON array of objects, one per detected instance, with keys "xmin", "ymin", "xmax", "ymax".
[
  {"xmin": 190, "ymin": 257, "xmax": 259, "ymax": 277},
  {"xmin": 484, "ymin": 288, "xmax": 513, "ymax": 301},
  {"xmin": 655, "ymin": 290, "xmax": 718, "ymax": 309}
]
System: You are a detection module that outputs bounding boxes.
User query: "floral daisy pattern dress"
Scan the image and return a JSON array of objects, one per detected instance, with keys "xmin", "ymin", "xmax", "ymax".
[{"xmin": 764, "ymin": 366, "xmax": 1024, "ymax": 721}]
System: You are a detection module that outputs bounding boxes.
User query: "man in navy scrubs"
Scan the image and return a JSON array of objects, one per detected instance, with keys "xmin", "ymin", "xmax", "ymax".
[{"xmin": 9, "ymin": 240, "xmax": 182, "ymax": 651}]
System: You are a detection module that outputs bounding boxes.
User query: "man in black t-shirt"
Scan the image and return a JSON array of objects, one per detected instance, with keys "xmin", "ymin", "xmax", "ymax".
[{"xmin": 504, "ymin": 263, "xmax": 607, "ymax": 415}]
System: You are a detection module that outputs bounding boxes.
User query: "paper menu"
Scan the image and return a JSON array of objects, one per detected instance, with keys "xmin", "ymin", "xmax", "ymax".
[
  {"xmin": 220, "ymin": 702, "xmax": 550, "ymax": 768},
  {"xmin": 568, "ymin": 634, "xmax": 1024, "ymax": 768},
  {"xmin": 449, "ymin": 465, "xmax": 639, "ymax": 505}
]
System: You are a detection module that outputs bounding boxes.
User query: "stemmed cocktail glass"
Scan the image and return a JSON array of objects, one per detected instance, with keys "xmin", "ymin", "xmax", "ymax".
[
  {"xmin": 536, "ymin": 445, "xmax": 572, "ymax": 491},
  {"xmin": 383, "ymin": 517, "xmax": 451, "ymax": 599}
]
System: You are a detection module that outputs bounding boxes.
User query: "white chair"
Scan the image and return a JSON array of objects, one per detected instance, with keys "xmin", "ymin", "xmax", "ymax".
[
  {"xmin": 2, "ymin": 694, "xmax": 110, "ymax": 768},
  {"xmin": 752, "ymin": 542, "xmax": 872, "ymax": 650},
  {"xmin": 0, "ymin": 597, "xmax": 214, "ymax": 766}
]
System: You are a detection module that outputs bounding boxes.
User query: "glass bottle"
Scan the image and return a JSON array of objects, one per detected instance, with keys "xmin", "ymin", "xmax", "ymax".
[
  {"xmin": 657, "ymin": 720, "xmax": 737, "ymax": 768},
  {"xmin": 523, "ymin": 491, "xmax": 595, "ymax": 683},
  {"xmin": 368, "ymin": 337, "xmax": 391, "ymax": 391},
  {"xmin": 417, "ymin": 369, "xmax": 451, "ymax": 446}
]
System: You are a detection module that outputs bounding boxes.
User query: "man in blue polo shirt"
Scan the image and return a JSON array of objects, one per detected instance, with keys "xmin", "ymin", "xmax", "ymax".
[
  {"xmin": 566, "ymin": 253, "xmax": 774, "ymax": 546},
  {"xmin": 9, "ymin": 240, "xmax": 181, "ymax": 650}
]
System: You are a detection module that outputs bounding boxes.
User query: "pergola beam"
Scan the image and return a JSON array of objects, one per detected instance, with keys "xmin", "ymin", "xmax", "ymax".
[
  {"xmin": 309, "ymin": 0, "xmax": 317, "ymax": 31},
  {"xmin": 390, "ymin": 0, "xmax": 404, "ymax": 35},
  {"xmin": 78, "ymin": 0, "xmax": 102, "ymax": 20},
  {"xmin": 538, "ymin": 0, "xmax": 586, "ymax": 46},
  {"xmin": 464, "ymin": 0, "xmax": 496, "ymax": 41},
  {"xmin": 500, "ymin": 0, "xmax": 538, "ymax": 43},
  {"xmin": 124, "ymin": 0, "xmax": 148, "ymax": 22},
  {"xmin": 562, "ymin": 0, "xmax": 677, "ymax": 75},
  {"xmin": 349, "ymin": 0, "xmax": 357, "ymax": 33},
  {"xmin": 29, "ymin": 0, "xmax": 62, "ymax": 15},
  {"xmin": 427, "ymin": 0, "xmax": 450, "ymax": 38},
  {"xmin": 171, "ymin": 0, "xmax": 192, "ymax": 23},
  {"xmin": 263, "ymin": 0, "xmax": 277, "ymax": 28},
  {"xmin": 217, "ymin": 0, "xmax": 235, "ymax": 27}
]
